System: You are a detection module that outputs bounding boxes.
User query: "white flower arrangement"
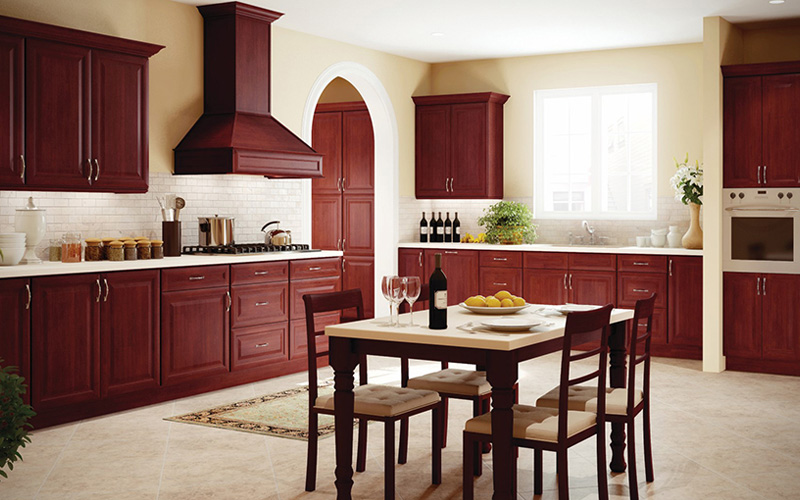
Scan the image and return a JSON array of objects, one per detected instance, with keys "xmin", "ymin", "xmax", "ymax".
[{"xmin": 670, "ymin": 153, "xmax": 703, "ymax": 206}]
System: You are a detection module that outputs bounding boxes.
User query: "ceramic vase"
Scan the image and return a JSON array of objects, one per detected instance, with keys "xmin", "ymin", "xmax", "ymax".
[
  {"xmin": 682, "ymin": 203, "xmax": 703, "ymax": 249},
  {"xmin": 667, "ymin": 226, "xmax": 682, "ymax": 248}
]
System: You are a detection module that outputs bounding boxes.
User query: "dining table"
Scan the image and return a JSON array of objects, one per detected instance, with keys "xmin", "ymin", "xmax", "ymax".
[{"xmin": 325, "ymin": 303, "xmax": 635, "ymax": 500}]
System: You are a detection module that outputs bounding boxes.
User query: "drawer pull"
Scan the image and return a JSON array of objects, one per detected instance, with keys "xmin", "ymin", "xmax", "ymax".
[
  {"xmin": 444, "ymin": 251, "xmax": 459, "ymax": 255},
  {"xmin": 638, "ymin": 323, "xmax": 648, "ymax": 328},
  {"xmin": 189, "ymin": 276, "xmax": 205, "ymax": 281},
  {"xmin": 633, "ymin": 288, "xmax": 650, "ymax": 293},
  {"xmin": 254, "ymin": 271, "xmax": 270, "ymax": 276},
  {"xmin": 255, "ymin": 301, "xmax": 270, "ymax": 306},
  {"xmin": 254, "ymin": 342, "xmax": 270, "ymax": 348},
  {"xmin": 308, "ymin": 266, "xmax": 322, "ymax": 271},
  {"xmin": 492, "ymin": 282, "xmax": 508, "ymax": 286},
  {"xmin": 226, "ymin": 291, "xmax": 232, "ymax": 312},
  {"xmin": 632, "ymin": 262, "xmax": 649, "ymax": 266},
  {"xmin": 493, "ymin": 257, "xmax": 508, "ymax": 261},
  {"xmin": 25, "ymin": 284, "xmax": 31, "ymax": 310}
]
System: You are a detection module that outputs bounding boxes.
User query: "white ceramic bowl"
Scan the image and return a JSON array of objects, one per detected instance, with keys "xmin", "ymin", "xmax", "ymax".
[
  {"xmin": 650, "ymin": 234, "xmax": 666, "ymax": 247},
  {"xmin": 459, "ymin": 303, "xmax": 530, "ymax": 315},
  {"xmin": 0, "ymin": 246, "xmax": 25, "ymax": 266}
]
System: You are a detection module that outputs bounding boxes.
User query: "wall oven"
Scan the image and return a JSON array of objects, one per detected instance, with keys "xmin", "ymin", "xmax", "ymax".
[{"xmin": 723, "ymin": 188, "xmax": 800, "ymax": 274}]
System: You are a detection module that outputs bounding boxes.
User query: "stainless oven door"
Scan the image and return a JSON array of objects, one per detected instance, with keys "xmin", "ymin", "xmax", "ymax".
[{"xmin": 723, "ymin": 205, "xmax": 800, "ymax": 274}]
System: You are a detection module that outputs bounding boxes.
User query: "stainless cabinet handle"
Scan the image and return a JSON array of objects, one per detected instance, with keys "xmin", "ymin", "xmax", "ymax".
[
  {"xmin": 342, "ymin": 258, "xmax": 346, "ymax": 273},
  {"xmin": 254, "ymin": 271, "xmax": 270, "ymax": 276},
  {"xmin": 762, "ymin": 276, "xmax": 766, "ymax": 296},
  {"xmin": 638, "ymin": 323, "xmax": 648, "ymax": 328},
  {"xmin": 309, "ymin": 266, "xmax": 322, "ymax": 271},
  {"xmin": 25, "ymin": 283, "xmax": 31, "ymax": 310},
  {"xmin": 757, "ymin": 276, "xmax": 761, "ymax": 296},
  {"xmin": 189, "ymin": 276, "xmax": 205, "ymax": 281},
  {"xmin": 255, "ymin": 301, "xmax": 269, "ymax": 307},
  {"xmin": 493, "ymin": 257, "xmax": 508, "ymax": 261},
  {"xmin": 492, "ymin": 282, "xmax": 508, "ymax": 286},
  {"xmin": 336, "ymin": 239, "xmax": 341, "ymax": 250},
  {"xmin": 669, "ymin": 259, "xmax": 673, "ymax": 277},
  {"xmin": 226, "ymin": 291, "xmax": 232, "ymax": 312},
  {"xmin": 633, "ymin": 262, "xmax": 649, "ymax": 266},
  {"xmin": 633, "ymin": 288, "xmax": 650, "ymax": 293},
  {"xmin": 337, "ymin": 178, "xmax": 342, "ymax": 192},
  {"xmin": 563, "ymin": 273, "xmax": 568, "ymax": 290},
  {"xmin": 93, "ymin": 159, "xmax": 100, "ymax": 182},
  {"xmin": 103, "ymin": 278, "xmax": 109, "ymax": 302},
  {"xmin": 19, "ymin": 155, "xmax": 25, "ymax": 180},
  {"xmin": 764, "ymin": 165, "xmax": 767, "ymax": 184},
  {"xmin": 444, "ymin": 251, "xmax": 459, "ymax": 255},
  {"xmin": 418, "ymin": 251, "xmax": 423, "ymax": 267},
  {"xmin": 445, "ymin": 179, "xmax": 449, "ymax": 192},
  {"xmin": 254, "ymin": 342, "xmax": 270, "ymax": 348},
  {"xmin": 342, "ymin": 238, "xmax": 346, "ymax": 249},
  {"xmin": 450, "ymin": 178, "xmax": 454, "ymax": 192},
  {"xmin": 342, "ymin": 177, "xmax": 346, "ymax": 191},
  {"xmin": 758, "ymin": 166, "xmax": 762, "ymax": 184},
  {"xmin": 95, "ymin": 279, "xmax": 102, "ymax": 302},
  {"xmin": 569, "ymin": 274, "xmax": 573, "ymax": 290},
  {"xmin": 87, "ymin": 158, "xmax": 93, "ymax": 183}
]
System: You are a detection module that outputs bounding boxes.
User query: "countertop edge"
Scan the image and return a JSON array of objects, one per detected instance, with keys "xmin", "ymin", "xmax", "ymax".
[{"xmin": 397, "ymin": 242, "xmax": 703, "ymax": 257}]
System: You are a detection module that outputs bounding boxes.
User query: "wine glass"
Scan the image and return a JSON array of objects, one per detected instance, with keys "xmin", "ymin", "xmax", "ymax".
[
  {"xmin": 389, "ymin": 276, "xmax": 406, "ymax": 327},
  {"xmin": 403, "ymin": 276, "xmax": 421, "ymax": 326},
  {"xmin": 380, "ymin": 275, "xmax": 397, "ymax": 326}
]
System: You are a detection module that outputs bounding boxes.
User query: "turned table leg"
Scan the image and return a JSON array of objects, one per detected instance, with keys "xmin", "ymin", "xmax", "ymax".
[
  {"xmin": 486, "ymin": 351, "xmax": 518, "ymax": 500},
  {"xmin": 330, "ymin": 337, "xmax": 359, "ymax": 499}
]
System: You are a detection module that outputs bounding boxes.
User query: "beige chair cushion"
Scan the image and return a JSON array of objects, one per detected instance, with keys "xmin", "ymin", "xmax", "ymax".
[
  {"xmin": 535, "ymin": 385, "xmax": 643, "ymax": 416},
  {"xmin": 315, "ymin": 384, "xmax": 440, "ymax": 418},
  {"xmin": 464, "ymin": 404, "xmax": 596, "ymax": 444},
  {"xmin": 407, "ymin": 368, "xmax": 491, "ymax": 396}
]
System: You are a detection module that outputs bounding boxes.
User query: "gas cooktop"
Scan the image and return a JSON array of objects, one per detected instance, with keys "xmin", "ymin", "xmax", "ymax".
[{"xmin": 183, "ymin": 243, "xmax": 320, "ymax": 255}]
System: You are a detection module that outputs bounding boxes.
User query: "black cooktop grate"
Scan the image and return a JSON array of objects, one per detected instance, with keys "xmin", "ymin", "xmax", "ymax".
[{"xmin": 183, "ymin": 243, "xmax": 312, "ymax": 255}]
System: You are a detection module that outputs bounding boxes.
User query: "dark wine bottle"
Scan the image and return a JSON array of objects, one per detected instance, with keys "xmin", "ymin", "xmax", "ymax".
[
  {"xmin": 444, "ymin": 212, "xmax": 452, "ymax": 243},
  {"xmin": 428, "ymin": 253, "xmax": 448, "ymax": 329},
  {"xmin": 453, "ymin": 212, "xmax": 461, "ymax": 243},
  {"xmin": 436, "ymin": 212, "xmax": 444, "ymax": 242},
  {"xmin": 419, "ymin": 211, "xmax": 428, "ymax": 243},
  {"xmin": 428, "ymin": 213, "xmax": 434, "ymax": 241}
]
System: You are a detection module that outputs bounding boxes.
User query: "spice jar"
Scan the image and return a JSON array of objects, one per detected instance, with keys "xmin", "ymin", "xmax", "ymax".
[
  {"xmin": 101, "ymin": 237, "xmax": 116, "ymax": 260},
  {"xmin": 61, "ymin": 233, "xmax": 82, "ymax": 263},
  {"xmin": 124, "ymin": 240, "xmax": 137, "ymax": 261},
  {"xmin": 107, "ymin": 240, "xmax": 124, "ymax": 261},
  {"xmin": 49, "ymin": 238, "xmax": 63, "ymax": 262},
  {"xmin": 137, "ymin": 240, "xmax": 151, "ymax": 260},
  {"xmin": 150, "ymin": 240, "xmax": 164, "ymax": 259},
  {"xmin": 85, "ymin": 238, "xmax": 102, "ymax": 261}
]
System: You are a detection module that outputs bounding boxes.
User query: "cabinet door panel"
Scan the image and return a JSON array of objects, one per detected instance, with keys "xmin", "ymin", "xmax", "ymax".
[
  {"xmin": 762, "ymin": 74, "xmax": 800, "ymax": 187},
  {"xmin": 92, "ymin": 50, "xmax": 148, "ymax": 192},
  {"xmin": 231, "ymin": 261, "xmax": 288, "ymax": 285},
  {"xmin": 398, "ymin": 249, "xmax": 426, "ymax": 311},
  {"xmin": 25, "ymin": 39, "xmax": 91, "ymax": 190},
  {"xmin": 231, "ymin": 282, "xmax": 288, "ymax": 328},
  {"xmin": 415, "ymin": 105, "xmax": 450, "ymax": 198},
  {"xmin": 31, "ymin": 274, "xmax": 101, "ymax": 409},
  {"xmin": 101, "ymin": 270, "xmax": 160, "ymax": 397},
  {"xmin": 723, "ymin": 272, "xmax": 761, "ymax": 358},
  {"xmin": 290, "ymin": 258, "xmax": 341, "ymax": 280},
  {"xmin": 450, "ymin": 103, "xmax": 487, "ymax": 197},
  {"xmin": 569, "ymin": 271, "xmax": 616, "ymax": 306},
  {"xmin": 0, "ymin": 278, "xmax": 30, "ymax": 403},
  {"xmin": 161, "ymin": 265, "xmax": 229, "ymax": 292},
  {"xmin": 342, "ymin": 110, "xmax": 374, "ymax": 194},
  {"xmin": 723, "ymin": 76, "xmax": 762, "ymax": 188},
  {"xmin": 524, "ymin": 252, "xmax": 569, "ymax": 270},
  {"xmin": 617, "ymin": 254, "xmax": 667, "ymax": 273},
  {"xmin": 425, "ymin": 250, "xmax": 478, "ymax": 305},
  {"xmin": 343, "ymin": 194, "xmax": 374, "ymax": 254},
  {"xmin": 311, "ymin": 111, "xmax": 342, "ymax": 194},
  {"xmin": 523, "ymin": 269, "xmax": 568, "ymax": 305},
  {"xmin": 479, "ymin": 267, "xmax": 523, "ymax": 298},
  {"xmin": 343, "ymin": 256, "xmax": 375, "ymax": 318},
  {"xmin": 617, "ymin": 273, "xmax": 667, "ymax": 309},
  {"xmin": 312, "ymin": 194, "xmax": 343, "ymax": 251},
  {"xmin": 0, "ymin": 34, "xmax": 24, "ymax": 188},
  {"xmin": 480, "ymin": 251, "xmax": 522, "ymax": 268},
  {"xmin": 568, "ymin": 253, "xmax": 617, "ymax": 272},
  {"xmin": 668, "ymin": 257, "xmax": 703, "ymax": 348},
  {"xmin": 161, "ymin": 287, "xmax": 230, "ymax": 385},
  {"xmin": 231, "ymin": 323, "xmax": 288, "ymax": 371},
  {"xmin": 290, "ymin": 277, "xmax": 341, "ymax": 321},
  {"xmin": 761, "ymin": 274, "xmax": 800, "ymax": 362}
]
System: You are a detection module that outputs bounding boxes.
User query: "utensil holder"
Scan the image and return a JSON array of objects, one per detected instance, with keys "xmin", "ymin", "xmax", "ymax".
[{"xmin": 162, "ymin": 221, "xmax": 182, "ymax": 257}]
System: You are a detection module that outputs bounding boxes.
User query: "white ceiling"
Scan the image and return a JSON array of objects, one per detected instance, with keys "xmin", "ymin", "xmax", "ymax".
[{"xmin": 176, "ymin": 0, "xmax": 800, "ymax": 63}]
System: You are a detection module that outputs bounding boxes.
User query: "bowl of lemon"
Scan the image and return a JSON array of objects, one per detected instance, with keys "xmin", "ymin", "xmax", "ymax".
[{"xmin": 459, "ymin": 290, "xmax": 529, "ymax": 315}]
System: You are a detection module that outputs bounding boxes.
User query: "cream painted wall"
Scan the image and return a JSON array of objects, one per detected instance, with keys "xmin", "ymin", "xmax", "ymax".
[
  {"xmin": 427, "ymin": 44, "xmax": 704, "ymax": 201},
  {"xmin": 318, "ymin": 77, "xmax": 364, "ymax": 103},
  {"xmin": 742, "ymin": 24, "xmax": 800, "ymax": 63}
]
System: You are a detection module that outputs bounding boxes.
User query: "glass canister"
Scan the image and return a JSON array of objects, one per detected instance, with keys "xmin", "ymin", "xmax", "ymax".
[
  {"xmin": 101, "ymin": 237, "xmax": 116, "ymax": 260},
  {"xmin": 137, "ymin": 240, "xmax": 151, "ymax": 260},
  {"xmin": 124, "ymin": 240, "xmax": 137, "ymax": 260},
  {"xmin": 150, "ymin": 240, "xmax": 164, "ymax": 259},
  {"xmin": 61, "ymin": 233, "xmax": 82, "ymax": 263},
  {"xmin": 49, "ymin": 238, "xmax": 63, "ymax": 262},
  {"xmin": 85, "ymin": 238, "xmax": 102, "ymax": 261},
  {"xmin": 107, "ymin": 241, "xmax": 124, "ymax": 261}
]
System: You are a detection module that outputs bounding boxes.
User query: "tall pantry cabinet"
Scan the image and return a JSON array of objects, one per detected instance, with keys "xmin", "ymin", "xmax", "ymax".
[{"xmin": 312, "ymin": 102, "xmax": 375, "ymax": 317}]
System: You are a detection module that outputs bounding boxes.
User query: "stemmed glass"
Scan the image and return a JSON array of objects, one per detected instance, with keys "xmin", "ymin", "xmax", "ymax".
[
  {"xmin": 389, "ymin": 276, "xmax": 406, "ymax": 327},
  {"xmin": 380, "ymin": 275, "xmax": 397, "ymax": 326},
  {"xmin": 403, "ymin": 277, "xmax": 421, "ymax": 326}
]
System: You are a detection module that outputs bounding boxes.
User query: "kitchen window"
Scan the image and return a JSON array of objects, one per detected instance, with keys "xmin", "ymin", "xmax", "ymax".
[{"xmin": 533, "ymin": 83, "xmax": 657, "ymax": 220}]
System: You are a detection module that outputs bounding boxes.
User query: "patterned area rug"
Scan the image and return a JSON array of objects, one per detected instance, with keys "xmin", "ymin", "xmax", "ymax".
[{"xmin": 165, "ymin": 386, "xmax": 343, "ymax": 441}]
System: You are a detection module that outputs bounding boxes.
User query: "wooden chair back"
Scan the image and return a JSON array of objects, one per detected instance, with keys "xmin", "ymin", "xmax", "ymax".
[
  {"xmin": 557, "ymin": 304, "xmax": 613, "ymax": 441},
  {"xmin": 628, "ymin": 294, "xmax": 656, "ymax": 414}
]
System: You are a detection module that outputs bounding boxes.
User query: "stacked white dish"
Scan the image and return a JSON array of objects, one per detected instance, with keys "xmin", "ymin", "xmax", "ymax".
[{"xmin": 0, "ymin": 232, "xmax": 27, "ymax": 266}]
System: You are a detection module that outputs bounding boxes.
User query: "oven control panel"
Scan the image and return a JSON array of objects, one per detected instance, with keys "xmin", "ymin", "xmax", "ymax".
[{"xmin": 723, "ymin": 188, "xmax": 799, "ymax": 207}]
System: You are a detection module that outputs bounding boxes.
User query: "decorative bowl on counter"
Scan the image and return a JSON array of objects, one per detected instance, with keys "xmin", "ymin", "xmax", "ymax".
[{"xmin": 459, "ymin": 303, "xmax": 530, "ymax": 315}]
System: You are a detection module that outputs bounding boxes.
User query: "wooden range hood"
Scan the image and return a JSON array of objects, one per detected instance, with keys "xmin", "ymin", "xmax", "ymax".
[{"xmin": 174, "ymin": 2, "xmax": 322, "ymax": 178}]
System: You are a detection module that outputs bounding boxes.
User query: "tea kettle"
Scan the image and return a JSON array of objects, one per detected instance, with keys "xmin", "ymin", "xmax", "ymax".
[{"xmin": 261, "ymin": 220, "xmax": 292, "ymax": 246}]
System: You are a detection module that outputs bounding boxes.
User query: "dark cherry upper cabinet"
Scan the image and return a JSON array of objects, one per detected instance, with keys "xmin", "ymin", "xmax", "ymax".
[
  {"xmin": 342, "ymin": 109, "xmax": 375, "ymax": 194},
  {"xmin": 0, "ymin": 14, "xmax": 162, "ymax": 192},
  {"xmin": 414, "ymin": 92, "xmax": 508, "ymax": 199},
  {"xmin": 311, "ymin": 193, "xmax": 342, "ymax": 251},
  {"xmin": 311, "ymin": 110, "xmax": 342, "ymax": 194},
  {"xmin": 723, "ymin": 61, "xmax": 800, "ymax": 187},
  {"xmin": 343, "ymin": 194, "xmax": 374, "ymax": 255},
  {"xmin": 0, "ymin": 279, "xmax": 30, "ymax": 403},
  {"xmin": 31, "ymin": 274, "xmax": 102, "ymax": 410},
  {"xmin": 0, "ymin": 33, "xmax": 24, "ymax": 187},
  {"xmin": 425, "ymin": 249, "xmax": 478, "ymax": 305},
  {"xmin": 668, "ymin": 257, "xmax": 703, "ymax": 349}
]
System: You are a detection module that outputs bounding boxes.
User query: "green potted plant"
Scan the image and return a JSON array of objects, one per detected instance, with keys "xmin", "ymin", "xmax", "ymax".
[
  {"xmin": 0, "ymin": 359, "xmax": 35, "ymax": 480},
  {"xmin": 478, "ymin": 201, "xmax": 538, "ymax": 244}
]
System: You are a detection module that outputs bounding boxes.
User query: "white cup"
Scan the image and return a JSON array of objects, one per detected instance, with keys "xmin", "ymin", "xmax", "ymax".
[
  {"xmin": 636, "ymin": 236, "xmax": 649, "ymax": 247},
  {"xmin": 650, "ymin": 234, "xmax": 666, "ymax": 247}
]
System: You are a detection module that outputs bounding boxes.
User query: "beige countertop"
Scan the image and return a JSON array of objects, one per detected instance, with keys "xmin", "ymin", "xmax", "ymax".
[
  {"xmin": 0, "ymin": 250, "xmax": 344, "ymax": 279},
  {"xmin": 397, "ymin": 242, "xmax": 703, "ymax": 257}
]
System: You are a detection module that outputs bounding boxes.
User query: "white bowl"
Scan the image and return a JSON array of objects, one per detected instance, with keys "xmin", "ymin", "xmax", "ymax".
[
  {"xmin": 0, "ymin": 246, "xmax": 25, "ymax": 266},
  {"xmin": 459, "ymin": 303, "xmax": 530, "ymax": 315}
]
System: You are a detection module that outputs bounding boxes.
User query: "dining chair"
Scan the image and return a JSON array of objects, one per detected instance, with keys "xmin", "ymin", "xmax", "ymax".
[
  {"xmin": 398, "ymin": 283, "xmax": 493, "ymax": 458},
  {"xmin": 462, "ymin": 304, "xmax": 613, "ymax": 500},
  {"xmin": 303, "ymin": 288, "xmax": 443, "ymax": 500},
  {"xmin": 536, "ymin": 294, "xmax": 656, "ymax": 499}
]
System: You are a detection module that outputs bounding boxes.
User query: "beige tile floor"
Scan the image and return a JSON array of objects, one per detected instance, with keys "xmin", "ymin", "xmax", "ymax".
[{"xmin": 3, "ymin": 354, "xmax": 800, "ymax": 500}]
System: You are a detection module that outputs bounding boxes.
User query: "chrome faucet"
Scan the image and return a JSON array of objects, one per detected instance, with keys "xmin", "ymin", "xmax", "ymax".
[{"xmin": 582, "ymin": 220, "xmax": 595, "ymax": 245}]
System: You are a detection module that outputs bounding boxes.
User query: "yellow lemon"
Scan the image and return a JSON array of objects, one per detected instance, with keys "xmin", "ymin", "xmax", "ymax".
[
  {"xmin": 485, "ymin": 297, "xmax": 502, "ymax": 308},
  {"xmin": 494, "ymin": 290, "xmax": 513, "ymax": 301},
  {"xmin": 512, "ymin": 297, "xmax": 526, "ymax": 307},
  {"xmin": 500, "ymin": 298, "xmax": 514, "ymax": 308},
  {"xmin": 465, "ymin": 296, "xmax": 487, "ymax": 307}
]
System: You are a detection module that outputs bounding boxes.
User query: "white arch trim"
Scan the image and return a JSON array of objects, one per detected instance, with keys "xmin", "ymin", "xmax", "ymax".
[{"xmin": 300, "ymin": 61, "xmax": 399, "ymax": 314}]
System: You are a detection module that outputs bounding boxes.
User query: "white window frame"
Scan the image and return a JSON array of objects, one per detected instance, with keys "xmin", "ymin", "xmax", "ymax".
[{"xmin": 533, "ymin": 83, "xmax": 658, "ymax": 220}]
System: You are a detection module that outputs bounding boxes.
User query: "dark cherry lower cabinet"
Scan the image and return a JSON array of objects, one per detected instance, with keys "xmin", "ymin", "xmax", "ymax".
[
  {"xmin": 398, "ymin": 248, "xmax": 426, "ymax": 311},
  {"xmin": 0, "ymin": 278, "xmax": 30, "ymax": 403},
  {"xmin": 667, "ymin": 257, "xmax": 703, "ymax": 356},
  {"xmin": 523, "ymin": 269, "xmax": 568, "ymax": 305},
  {"xmin": 424, "ymin": 249, "xmax": 479, "ymax": 305},
  {"xmin": 724, "ymin": 272, "xmax": 800, "ymax": 375}
]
